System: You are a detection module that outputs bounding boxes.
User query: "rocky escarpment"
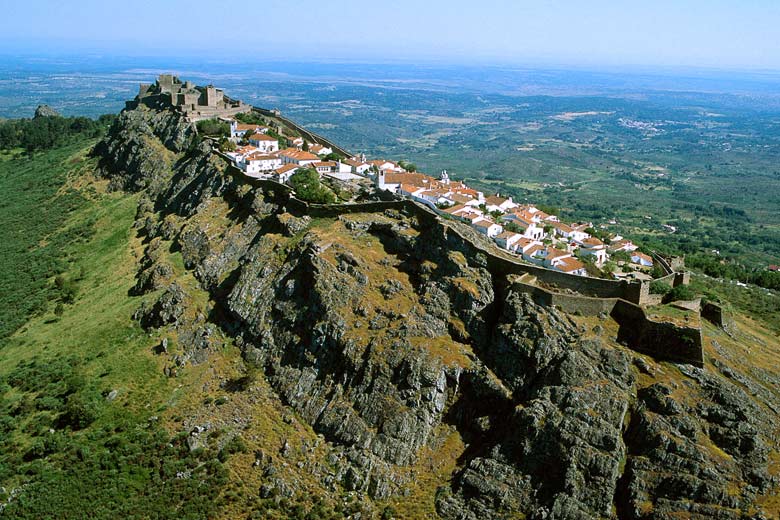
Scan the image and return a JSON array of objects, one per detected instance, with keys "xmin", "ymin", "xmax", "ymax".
[
  {"xmin": 94, "ymin": 105, "xmax": 196, "ymax": 194},
  {"xmin": 95, "ymin": 104, "xmax": 780, "ymax": 519}
]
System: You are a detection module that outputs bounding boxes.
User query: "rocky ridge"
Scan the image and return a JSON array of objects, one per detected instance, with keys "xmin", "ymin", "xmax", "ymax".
[{"xmin": 95, "ymin": 103, "xmax": 780, "ymax": 519}]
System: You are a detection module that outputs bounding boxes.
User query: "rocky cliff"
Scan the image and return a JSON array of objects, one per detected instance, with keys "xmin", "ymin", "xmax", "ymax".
[{"xmin": 95, "ymin": 104, "xmax": 780, "ymax": 519}]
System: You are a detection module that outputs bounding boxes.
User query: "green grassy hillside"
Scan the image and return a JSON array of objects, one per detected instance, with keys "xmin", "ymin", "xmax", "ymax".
[{"xmin": 0, "ymin": 143, "xmax": 232, "ymax": 518}]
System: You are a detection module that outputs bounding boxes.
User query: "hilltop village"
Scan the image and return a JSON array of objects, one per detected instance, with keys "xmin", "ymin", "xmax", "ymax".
[
  {"xmin": 135, "ymin": 75, "xmax": 655, "ymax": 280},
  {"xmin": 222, "ymin": 119, "xmax": 653, "ymax": 280}
]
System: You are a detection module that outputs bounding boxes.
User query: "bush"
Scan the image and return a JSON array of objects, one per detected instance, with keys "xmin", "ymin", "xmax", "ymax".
[
  {"xmin": 61, "ymin": 392, "xmax": 100, "ymax": 429},
  {"xmin": 649, "ymin": 280, "xmax": 672, "ymax": 295},
  {"xmin": 289, "ymin": 169, "xmax": 336, "ymax": 204},
  {"xmin": 196, "ymin": 119, "xmax": 230, "ymax": 137},
  {"xmin": 665, "ymin": 284, "xmax": 696, "ymax": 302}
]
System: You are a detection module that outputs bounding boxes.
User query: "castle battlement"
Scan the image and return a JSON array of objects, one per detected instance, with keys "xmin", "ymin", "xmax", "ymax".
[{"xmin": 126, "ymin": 74, "xmax": 249, "ymax": 121}]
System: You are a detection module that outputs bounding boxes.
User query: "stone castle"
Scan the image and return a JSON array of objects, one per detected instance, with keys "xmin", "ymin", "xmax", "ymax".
[{"xmin": 126, "ymin": 74, "xmax": 248, "ymax": 121}]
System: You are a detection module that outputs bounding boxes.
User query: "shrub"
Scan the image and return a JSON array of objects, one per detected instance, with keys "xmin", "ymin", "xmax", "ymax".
[
  {"xmin": 61, "ymin": 392, "xmax": 100, "ymax": 429},
  {"xmin": 665, "ymin": 284, "xmax": 696, "ymax": 302},
  {"xmin": 196, "ymin": 119, "xmax": 229, "ymax": 137},
  {"xmin": 289, "ymin": 169, "xmax": 336, "ymax": 204},
  {"xmin": 649, "ymin": 280, "xmax": 672, "ymax": 295}
]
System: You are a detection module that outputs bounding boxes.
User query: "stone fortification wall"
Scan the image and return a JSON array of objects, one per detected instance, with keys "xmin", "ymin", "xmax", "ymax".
[
  {"xmin": 508, "ymin": 278, "xmax": 704, "ymax": 366},
  {"xmin": 510, "ymin": 280, "xmax": 619, "ymax": 316},
  {"xmin": 611, "ymin": 300, "xmax": 704, "ymax": 367},
  {"xmin": 251, "ymin": 107, "xmax": 352, "ymax": 157},
  {"xmin": 701, "ymin": 301, "xmax": 734, "ymax": 332},
  {"xmin": 217, "ymin": 156, "xmax": 704, "ymax": 366}
]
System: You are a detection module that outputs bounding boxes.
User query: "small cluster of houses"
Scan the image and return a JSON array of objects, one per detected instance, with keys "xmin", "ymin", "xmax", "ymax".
[
  {"xmin": 223, "ymin": 120, "xmax": 376, "ymax": 183},
  {"xmin": 376, "ymin": 168, "xmax": 654, "ymax": 277},
  {"xmin": 220, "ymin": 117, "xmax": 654, "ymax": 279}
]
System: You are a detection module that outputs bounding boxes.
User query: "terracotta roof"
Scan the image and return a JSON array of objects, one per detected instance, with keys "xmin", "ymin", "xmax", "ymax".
[
  {"xmin": 473, "ymin": 219, "xmax": 497, "ymax": 229},
  {"xmin": 280, "ymin": 149, "xmax": 319, "ymax": 161},
  {"xmin": 236, "ymin": 123, "xmax": 266, "ymax": 131},
  {"xmin": 525, "ymin": 244, "xmax": 545, "ymax": 256},
  {"xmin": 245, "ymin": 153, "xmax": 279, "ymax": 161},
  {"xmin": 444, "ymin": 204, "xmax": 467, "ymax": 214},
  {"xmin": 496, "ymin": 231, "xmax": 520, "ymax": 240},
  {"xmin": 485, "ymin": 195, "xmax": 508, "ymax": 206},
  {"xmin": 448, "ymin": 193, "xmax": 473, "ymax": 204},
  {"xmin": 552, "ymin": 222, "xmax": 573, "ymax": 233},
  {"xmin": 545, "ymin": 247, "xmax": 570, "ymax": 260},
  {"xmin": 557, "ymin": 257, "xmax": 586, "ymax": 273},
  {"xmin": 581, "ymin": 237, "xmax": 604, "ymax": 247},
  {"xmin": 275, "ymin": 164, "xmax": 299, "ymax": 174},
  {"xmin": 248, "ymin": 133, "xmax": 278, "ymax": 142},
  {"xmin": 383, "ymin": 172, "xmax": 436, "ymax": 187},
  {"xmin": 632, "ymin": 252, "xmax": 653, "ymax": 262}
]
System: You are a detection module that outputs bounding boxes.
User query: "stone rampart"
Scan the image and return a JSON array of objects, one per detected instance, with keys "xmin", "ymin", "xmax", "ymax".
[
  {"xmin": 611, "ymin": 300, "xmax": 704, "ymax": 367},
  {"xmin": 216, "ymin": 150, "xmax": 704, "ymax": 366},
  {"xmin": 508, "ymin": 278, "xmax": 703, "ymax": 366},
  {"xmin": 701, "ymin": 301, "xmax": 734, "ymax": 332},
  {"xmin": 251, "ymin": 107, "xmax": 352, "ymax": 157}
]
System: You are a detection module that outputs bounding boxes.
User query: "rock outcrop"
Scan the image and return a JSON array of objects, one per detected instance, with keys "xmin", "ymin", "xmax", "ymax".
[{"xmin": 94, "ymin": 101, "xmax": 780, "ymax": 519}]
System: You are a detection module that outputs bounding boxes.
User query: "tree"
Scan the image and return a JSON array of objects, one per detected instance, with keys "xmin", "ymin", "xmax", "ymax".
[
  {"xmin": 289, "ymin": 169, "xmax": 336, "ymax": 204},
  {"xmin": 665, "ymin": 284, "xmax": 696, "ymax": 302},
  {"xmin": 196, "ymin": 119, "xmax": 229, "ymax": 137},
  {"xmin": 649, "ymin": 280, "xmax": 672, "ymax": 295},
  {"xmin": 302, "ymin": 141, "xmax": 309, "ymax": 152},
  {"xmin": 218, "ymin": 137, "xmax": 236, "ymax": 152},
  {"xmin": 399, "ymin": 160, "xmax": 417, "ymax": 172}
]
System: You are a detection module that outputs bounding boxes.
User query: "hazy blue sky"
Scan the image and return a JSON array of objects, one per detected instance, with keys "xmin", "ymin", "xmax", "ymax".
[{"xmin": 3, "ymin": 0, "xmax": 779, "ymax": 69}]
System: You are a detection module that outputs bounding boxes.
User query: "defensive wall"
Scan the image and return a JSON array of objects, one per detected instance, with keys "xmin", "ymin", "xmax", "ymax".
[
  {"xmin": 216, "ymin": 154, "xmax": 654, "ymax": 304},
  {"xmin": 248, "ymin": 106, "xmax": 352, "ymax": 158},
  {"xmin": 508, "ymin": 278, "xmax": 704, "ymax": 367},
  {"xmin": 214, "ymin": 146, "xmax": 704, "ymax": 367},
  {"xmin": 701, "ymin": 301, "xmax": 734, "ymax": 332}
]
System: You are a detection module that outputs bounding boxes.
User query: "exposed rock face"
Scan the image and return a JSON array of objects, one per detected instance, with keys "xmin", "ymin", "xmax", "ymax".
[
  {"xmin": 95, "ymin": 102, "xmax": 780, "ymax": 519},
  {"xmin": 34, "ymin": 104, "xmax": 60, "ymax": 118},
  {"xmin": 94, "ymin": 105, "xmax": 196, "ymax": 194}
]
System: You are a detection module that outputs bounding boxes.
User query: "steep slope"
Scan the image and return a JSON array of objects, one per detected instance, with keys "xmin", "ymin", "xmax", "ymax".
[{"xmin": 2, "ymin": 102, "xmax": 778, "ymax": 519}]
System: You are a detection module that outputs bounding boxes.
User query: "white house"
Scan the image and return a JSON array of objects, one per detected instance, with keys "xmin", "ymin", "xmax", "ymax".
[
  {"xmin": 309, "ymin": 143, "xmax": 333, "ymax": 156},
  {"xmin": 312, "ymin": 161, "xmax": 337, "ymax": 175},
  {"xmin": 342, "ymin": 158, "xmax": 372, "ymax": 175},
  {"xmin": 484, "ymin": 195, "xmax": 518, "ymax": 214},
  {"xmin": 279, "ymin": 149, "xmax": 319, "ymax": 166},
  {"xmin": 577, "ymin": 237, "xmax": 609, "ymax": 266},
  {"xmin": 515, "ymin": 238, "xmax": 542, "ymax": 255},
  {"xmin": 540, "ymin": 247, "xmax": 573, "ymax": 269},
  {"xmin": 230, "ymin": 121, "xmax": 269, "ymax": 140},
  {"xmin": 275, "ymin": 164, "xmax": 299, "ymax": 183},
  {"xmin": 248, "ymin": 133, "xmax": 279, "ymax": 153},
  {"xmin": 287, "ymin": 136, "xmax": 305, "ymax": 149},
  {"xmin": 609, "ymin": 239, "xmax": 639, "ymax": 253},
  {"xmin": 242, "ymin": 153, "xmax": 282, "ymax": 176},
  {"xmin": 631, "ymin": 252, "xmax": 654, "ymax": 267},
  {"xmin": 494, "ymin": 231, "xmax": 524, "ymax": 251},
  {"xmin": 550, "ymin": 221, "xmax": 590, "ymax": 242},
  {"xmin": 502, "ymin": 214, "xmax": 545, "ymax": 240},
  {"xmin": 523, "ymin": 244, "xmax": 547, "ymax": 264},
  {"xmin": 554, "ymin": 256, "xmax": 588, "ymax": 276},
  {"xmin": 472, "ymin": 218, "xmax": 503, "ymax": 238}
]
